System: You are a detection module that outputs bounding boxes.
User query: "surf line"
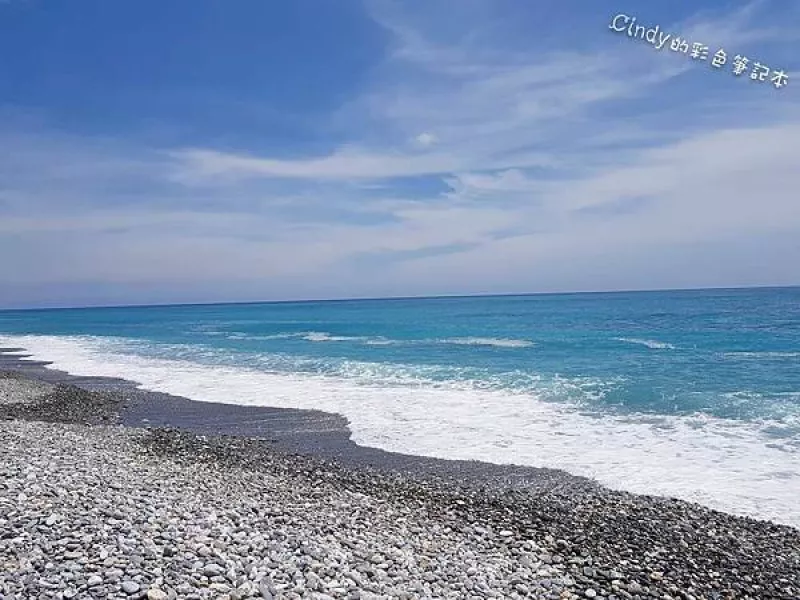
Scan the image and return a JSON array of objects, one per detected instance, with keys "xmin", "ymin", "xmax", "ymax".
[{"xmin": 609, "ymin": 14, "xmax": 672, "ymax": 51}]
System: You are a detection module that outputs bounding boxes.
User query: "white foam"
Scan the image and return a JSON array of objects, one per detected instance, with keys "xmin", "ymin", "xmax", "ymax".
[
  {"xmin": 722, "ymin": 351, "xmax": 800, "ymax": 359},
  {"xmin": 363, "ymin": 337, "xmax": 395, "ymax": 346},
  {"xmin": 301, "ymin": 331, "xmax": 366, "ymax": 342},
  {"xmin": 615, "ymin": 337, "xmax": 676, "ymax": 350},
  {"xmin": 439, "ymin": 337, "xmax": 535, "ymax": 348},
  {"xmin": 222, "ymin": 331, "xmax": 367, "ymax": 342},
  {"xmin": 197, "ymin": 331, "xmax": 536, "ymax": 348},
  {"xmin": 2, "ymin": 334, "xmax": 798, "ymax": 529},
  {"xmin": 228, "ymin": 333, "xmax": 300, "ymax": 341}
]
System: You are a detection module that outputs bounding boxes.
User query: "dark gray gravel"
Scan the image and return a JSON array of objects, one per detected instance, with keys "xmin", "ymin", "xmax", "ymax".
[{"xmin": 0, "ymin": 371, "xmax": 122, "ymax": 425}]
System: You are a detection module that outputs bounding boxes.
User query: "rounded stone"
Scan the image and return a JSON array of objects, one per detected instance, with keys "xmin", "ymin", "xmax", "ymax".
[
  {"xmin": 147, "ymin": 587, "xmax": 169, "ymax": 600},
  {"xmin": 121, "ymin": 581, "xmax": 141, "ymax": 595}
]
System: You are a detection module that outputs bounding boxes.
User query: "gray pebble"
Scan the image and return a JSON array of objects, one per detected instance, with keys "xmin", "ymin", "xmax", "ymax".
[{"xmin": 122, "ymin": 581, "xmax": 141, "ymax": 594}]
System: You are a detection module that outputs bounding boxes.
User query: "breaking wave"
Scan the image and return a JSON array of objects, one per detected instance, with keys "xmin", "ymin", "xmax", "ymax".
[{"xmin": 615, "ymin": 337, "xmax": 676, "ymax": 350}]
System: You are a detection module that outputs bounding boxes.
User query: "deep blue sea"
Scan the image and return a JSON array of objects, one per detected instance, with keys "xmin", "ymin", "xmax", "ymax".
[{"xmin": 1, "ymin": 287, "xmax": 799, "ymax": 526}]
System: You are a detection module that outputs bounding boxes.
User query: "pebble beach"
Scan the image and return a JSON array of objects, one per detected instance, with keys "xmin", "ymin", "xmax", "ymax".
[{"xmin": 1, "ymin": 371, "xmax": 798, "ymax": 600}]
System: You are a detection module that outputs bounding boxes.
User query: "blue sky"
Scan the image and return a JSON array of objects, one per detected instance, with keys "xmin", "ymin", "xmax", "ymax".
[{"xmin": 1, "ymin": 0, "xmax": 798, "ymax": 308}]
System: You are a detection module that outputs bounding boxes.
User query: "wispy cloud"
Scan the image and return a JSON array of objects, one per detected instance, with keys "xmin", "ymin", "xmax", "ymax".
[{"xmin": 170, "ymin": 1, "xmax": 795, "ymax": 186}]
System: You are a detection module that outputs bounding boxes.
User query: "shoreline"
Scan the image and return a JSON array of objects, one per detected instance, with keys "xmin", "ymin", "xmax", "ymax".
[
  {"xmin": 1, "ymin": 349, "xmax": 799, "ymax": 598},
  {"xmin": 0, "ymin": 347, "xmax": 591, "ymax": 495}
]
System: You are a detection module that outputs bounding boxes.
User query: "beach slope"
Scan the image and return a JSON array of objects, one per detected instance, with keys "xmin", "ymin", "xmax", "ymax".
[{"xmin": 1, "ymin": 372, "xmax": 798, "ymax": 599}]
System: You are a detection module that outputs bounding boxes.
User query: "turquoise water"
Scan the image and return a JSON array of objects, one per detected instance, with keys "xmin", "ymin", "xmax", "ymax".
[
  {"xmin": 1, "ymin": 287, "xmax": 799, "ymax": 525},
  {"xmin": 2, "ymin": 287, "xmax": 798, "ymax": 422}
]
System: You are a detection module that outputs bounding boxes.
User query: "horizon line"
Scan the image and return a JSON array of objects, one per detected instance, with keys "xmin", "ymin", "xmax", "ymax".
[{"xmin": 1, "ymin": 283, "xmax": 798, "ymax": 313}]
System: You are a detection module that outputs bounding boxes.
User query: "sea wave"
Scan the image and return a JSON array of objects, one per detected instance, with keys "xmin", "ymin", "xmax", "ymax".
[
  {"xmin": 721, "ymin": 351, "xmax": 800, "ymax": 359},
  {"xmin": 615, "ymin": 337, "xmax": 675, "ymax": 350},
  {"xmin": 438, "ymin": 337, "xmax": 534, "ymax": 348},
  {"xmin": 211, "ymin": 331, "xmax": 535, "ymax": 348},
  {"xmin": 363, "ymin": 338, "xmax": 395, "ymax": 346},
  {"xmin": 301, "ymin": 331, "xmax": 367, "ymax": 342},
  {"xmin": 1, "ymin": 333, "xmax": 798, "ymax": 528},
  {"xmin": 226, "ymin": 333, "xmax": 304, "ymax": 341}
]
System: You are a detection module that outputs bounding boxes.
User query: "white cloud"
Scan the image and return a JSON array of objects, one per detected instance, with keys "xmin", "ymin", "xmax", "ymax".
[
  {"xmin": 170, "ymin": 146, "xmax": 469, "ymax": 181},
  {"xmin": 414, "ymin": 132, "xmax": 437, "ymax": 147}
]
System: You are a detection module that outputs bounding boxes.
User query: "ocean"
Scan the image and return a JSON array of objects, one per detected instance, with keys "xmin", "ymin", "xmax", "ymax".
[{"xmin": 1, "ymin": 287, "xmax": 798, "ymax": 527}]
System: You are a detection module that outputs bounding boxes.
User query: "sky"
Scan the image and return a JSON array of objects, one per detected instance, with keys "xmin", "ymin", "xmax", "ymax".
[{"xmin": 0, "ymin": 0, "xmax": 798, "ymax": 308}]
